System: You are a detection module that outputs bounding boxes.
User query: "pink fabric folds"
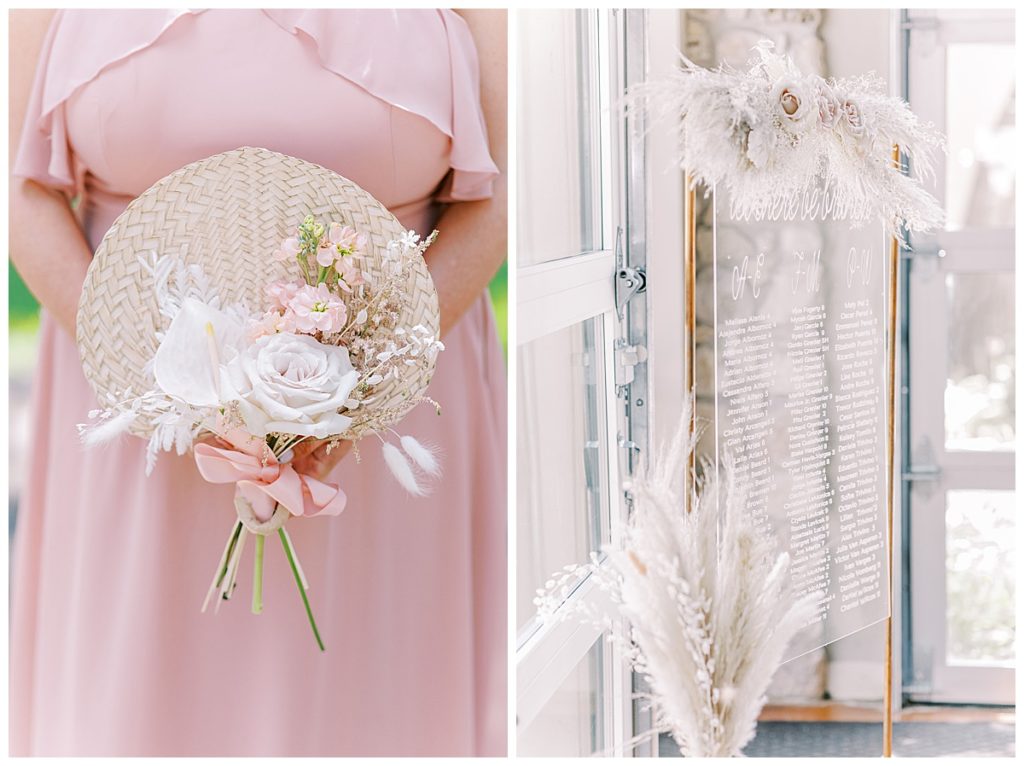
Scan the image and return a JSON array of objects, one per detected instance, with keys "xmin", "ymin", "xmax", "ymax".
[
  {"xmin": 193, "ymin": 443, "xmax": 347, "ymax": 522},
  {"xmin": 13, "ymin": 10, "xmax": 192, "ymax": 192},
  {"xmin": 265, "ymin": 9, "xmax": 498, "ymax": 201},
  {"xmin": 14, "ymin": 9, "xmax": 499, "ymax": 203}
]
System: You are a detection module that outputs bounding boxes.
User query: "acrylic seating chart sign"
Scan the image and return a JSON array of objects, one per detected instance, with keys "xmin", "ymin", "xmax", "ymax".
[
  {"xmin": 711, "ymin": 187, "xmax": 888, "ymax": 657},
  {"xmin": 639, "ymin": 38, "xmax": 944, "ymax": 661}
]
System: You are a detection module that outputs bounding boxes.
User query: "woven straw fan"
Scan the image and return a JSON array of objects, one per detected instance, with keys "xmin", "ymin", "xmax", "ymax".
[{"xmin": 76, "ymin": 146, "xmax": 440, "ymax": 439}]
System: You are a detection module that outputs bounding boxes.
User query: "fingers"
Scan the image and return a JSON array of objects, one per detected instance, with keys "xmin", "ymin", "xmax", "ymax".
[
  {"xmin": 289, "ymin": 438, "xmax": 324, "ymax": 459},
  {"xmin": 291, "ymin": 440, "xmax": 352, "ymax": 481}
]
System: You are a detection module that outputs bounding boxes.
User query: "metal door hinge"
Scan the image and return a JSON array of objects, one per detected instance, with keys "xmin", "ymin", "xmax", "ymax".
[
  {"xmin": 901, "ymin": 16, "xmax": 940, "ymax": 32},
  {"xmin": 904, "ymin": 437, "xmax": 941, "ymax": 498},
  {"xmin": 619, "ymin": 435, "xmax": 641, "ymax": 478},
  {"xmin": 902, "ymin": 464, "xmax": 941, "ymax": 481},
  {"xmin": 901, "ymin": 246, "xmax": 946, "ymax": 261}
]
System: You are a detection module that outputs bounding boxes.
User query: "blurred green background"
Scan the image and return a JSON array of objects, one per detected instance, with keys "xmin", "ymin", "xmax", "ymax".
[
  {"xmin": 10, "ymin": 261, "xmax": 38, "ymax": 327},
  {"xmin": 9, "ymin": 262, "xmax": 41, "ymax": 376}
]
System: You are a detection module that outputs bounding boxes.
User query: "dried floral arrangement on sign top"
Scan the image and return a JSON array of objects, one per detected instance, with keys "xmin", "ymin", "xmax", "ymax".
[{"xmin": 632, "ymin": 40, "xmax": 944, "ymax": 242}]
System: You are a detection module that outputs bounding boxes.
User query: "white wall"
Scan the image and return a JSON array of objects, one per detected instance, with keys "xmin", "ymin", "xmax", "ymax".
[{"xmin": 820, "ymin": 9, "xmax": 892, "ymax": 81}]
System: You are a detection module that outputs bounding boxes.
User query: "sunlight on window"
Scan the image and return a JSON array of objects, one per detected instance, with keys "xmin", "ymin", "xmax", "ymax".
[{"xmin": 945, "ymin": 490, "xmax": 1016, "ymax": 665}]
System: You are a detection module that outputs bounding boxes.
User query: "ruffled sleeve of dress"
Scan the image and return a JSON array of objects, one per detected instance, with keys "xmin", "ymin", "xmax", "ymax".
[
  {"xmin": 13, "ymin": 9, "xmax": 197, "ymax": 197},
  {"xmin": 263, "ymin": 9, "xmax": 500, "ymax": 202}
]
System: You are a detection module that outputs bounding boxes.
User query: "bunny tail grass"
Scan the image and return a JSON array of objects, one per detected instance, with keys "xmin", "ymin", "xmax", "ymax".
[
  {"xmin": 382, "ymin": 442, "xmax": 425, "ymax": 496},
  {"xmin": 400, "ymin": 435, "xmax": 441, "ymax": 477}
]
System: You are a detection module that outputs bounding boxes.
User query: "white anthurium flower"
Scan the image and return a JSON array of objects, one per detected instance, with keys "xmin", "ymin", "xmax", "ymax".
[
  {"xmin": 153, "ymin": 297, "xmax": 245, "ymax": 408},
  {"xmin": 219, "ymin": 332, "xmax": 359, "ymax": 439}
]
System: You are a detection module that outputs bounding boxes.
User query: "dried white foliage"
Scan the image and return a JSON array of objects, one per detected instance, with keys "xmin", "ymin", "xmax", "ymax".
[
  {"xmin": 631, "ymin": 40, "xmax": 945, "ymax": 244},
  {"xmin": 536, "ymin": 404, "xmax": 820, "ymax": 757}
]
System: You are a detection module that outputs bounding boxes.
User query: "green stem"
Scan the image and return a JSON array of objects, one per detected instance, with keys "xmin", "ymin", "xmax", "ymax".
[
  {"xmin": 252, "ymin": 534, "xmax": 265, "ymax": 614},
  {"xmin": 278, "ymin": 528, "xmax": 325, "ymax": 652}
]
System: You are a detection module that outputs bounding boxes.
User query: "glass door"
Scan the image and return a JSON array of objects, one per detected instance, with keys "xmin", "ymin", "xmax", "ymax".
[
  {"xmin": 904, "ymin": 9, "xmax": 1016, "ymax": 704},
  {"xmin": 515, "ymin": 9, "xmax": 649, "ymax": 756}
]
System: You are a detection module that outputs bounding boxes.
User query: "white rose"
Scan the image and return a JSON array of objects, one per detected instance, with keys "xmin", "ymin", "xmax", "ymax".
[
  {"xmin": 816, "ymin": 83, "xmax": 843, "ymax": 130},
  {"xmin": 220, "ymin": 332, "xmax": 359, "ymax": 439},
  {"xmin": 841, "ymin": 98, "xmax": 868, "ymax": 138},
  {"xmin": 771, "ymin": 78, "xmax": 813, "ymax": 133}
]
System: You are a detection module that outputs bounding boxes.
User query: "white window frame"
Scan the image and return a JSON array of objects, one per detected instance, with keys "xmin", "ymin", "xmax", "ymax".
[
  {"xmin": 514, "ymin": 9, "xmax": 644, "ymax": 755},
  {"xmin": 904, "ymin": 8, "xmax": 1016, "ymax": 705}
]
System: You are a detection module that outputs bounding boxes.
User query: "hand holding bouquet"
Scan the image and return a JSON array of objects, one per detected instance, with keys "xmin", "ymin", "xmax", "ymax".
[{"xmin": 76, "ymin": 148, "xmax": 445, "ymax": 650}]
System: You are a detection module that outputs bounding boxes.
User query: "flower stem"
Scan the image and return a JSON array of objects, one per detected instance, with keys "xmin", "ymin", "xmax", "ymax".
[
  {"xmin": 203, "ymin": 520, "xmax": 242, "ymax": 613},
  {"xmin": 252, "ymin": 533, "xmax": 265, "ymax": 614},
  {"xmin": 278, "ymin": 527, "xmax": 325, "ymax": 652}
]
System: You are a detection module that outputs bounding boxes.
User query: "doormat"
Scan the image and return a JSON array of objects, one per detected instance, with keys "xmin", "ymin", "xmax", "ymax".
[{"xmin": 658, "ymin": 721, "xmax": 1015, "ymax": 757}]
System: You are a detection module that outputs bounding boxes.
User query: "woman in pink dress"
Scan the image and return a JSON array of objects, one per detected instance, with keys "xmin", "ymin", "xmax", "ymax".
[{"xmin": 9, "ymin": 9, "xmax": 507, "ymax": 757}]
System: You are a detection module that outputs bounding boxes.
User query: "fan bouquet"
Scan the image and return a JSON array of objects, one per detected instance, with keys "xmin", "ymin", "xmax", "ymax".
[{"xmin": 76, "ymin": 147, "xmax": 444, "ymax": 650}]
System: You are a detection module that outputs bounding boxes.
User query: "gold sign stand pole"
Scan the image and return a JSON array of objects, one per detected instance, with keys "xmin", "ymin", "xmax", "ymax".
[
  {"xmin": 883, "ymin": 144, "xmax": 901, "ymax": 758},
  {"xmin": 684, "ymin": 173, "xmax": 697, "ymax": 513}
]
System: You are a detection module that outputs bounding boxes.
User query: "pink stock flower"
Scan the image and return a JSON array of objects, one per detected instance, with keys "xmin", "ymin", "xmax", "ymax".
[
  {"xmin": 274, "ymin": 236, "xmax": 301, "ymax": 262},
  {"xmin": 266, "ymin": 280, "xmax": 303, "ymax": 311},
  {"xmin": 249, "ymin": 310, "xmax": 285, "ymax": 340},
  {"xmin": 334, "ymin": 256, "xmax": 366, "ymax": 292},
  {"xmin": 285, "ymin": 283, "xmax": 348, "ymax": 335},
  {"xmin": 316, "ymin": 223, "xmax": 368, "ymax": 268}
]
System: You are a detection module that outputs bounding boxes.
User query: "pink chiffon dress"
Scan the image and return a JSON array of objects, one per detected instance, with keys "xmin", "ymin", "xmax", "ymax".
[{"xmin": 11, "ymin": 9, "xmax": 506, "ymax": 757}]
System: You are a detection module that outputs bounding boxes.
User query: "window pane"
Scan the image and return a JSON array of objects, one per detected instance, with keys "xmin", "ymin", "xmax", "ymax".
[
  {"xmin": 944, "ymin": 273, "xmax": 1015, "ymax": 451},
  {"xmin": 517, "ymin": 318, "xmax": 609, "ymax": 633},
  {"xmin": 518, "ymin": 639, "xmax": 606, "ymax": 756},
  {"xmin": 945, "ymin": 490, "xmax": 1016, "ymax": 665},
  {"xmin": 517, "ymin": 9, "xmax": 603, "ymax": 265},
  {"xmin": 945, "ymin": 44, "xmax": 1016, "ymax": 230}
]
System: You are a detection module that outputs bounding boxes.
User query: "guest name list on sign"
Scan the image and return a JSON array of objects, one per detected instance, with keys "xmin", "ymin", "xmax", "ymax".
[{"xmin": 712, "ymin": 196, "xmax": 890, "ymax": 656}]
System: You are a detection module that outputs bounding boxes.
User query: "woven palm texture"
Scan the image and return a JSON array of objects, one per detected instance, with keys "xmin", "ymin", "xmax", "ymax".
[{"xmin": 77, "ymin": 146, "xmax": 440, "ymax": 438}]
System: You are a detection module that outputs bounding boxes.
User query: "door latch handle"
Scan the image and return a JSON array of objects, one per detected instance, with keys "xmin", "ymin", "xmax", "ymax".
[
  {"xmin": 614, "ymin": 226, "xmax": 646, "ymax": 315},
  {"xmin": 615, "ymin": 266, "xmax": 646, "ymax": 315}
]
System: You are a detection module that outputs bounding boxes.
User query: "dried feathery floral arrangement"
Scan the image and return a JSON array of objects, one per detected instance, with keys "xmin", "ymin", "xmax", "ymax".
[
  {"xmin": 537, "ymin": 406, "xmax": 820, "ymax": 757},
  {"xmin": 631, "ymin": 40, "xmax": 944, "ymax": 243}
]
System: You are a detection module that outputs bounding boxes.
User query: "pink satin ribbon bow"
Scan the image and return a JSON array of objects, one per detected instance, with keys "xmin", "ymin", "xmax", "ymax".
[{"xmin": 194, "ymin": 442, "xmax": 347, "ymax": 522}]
